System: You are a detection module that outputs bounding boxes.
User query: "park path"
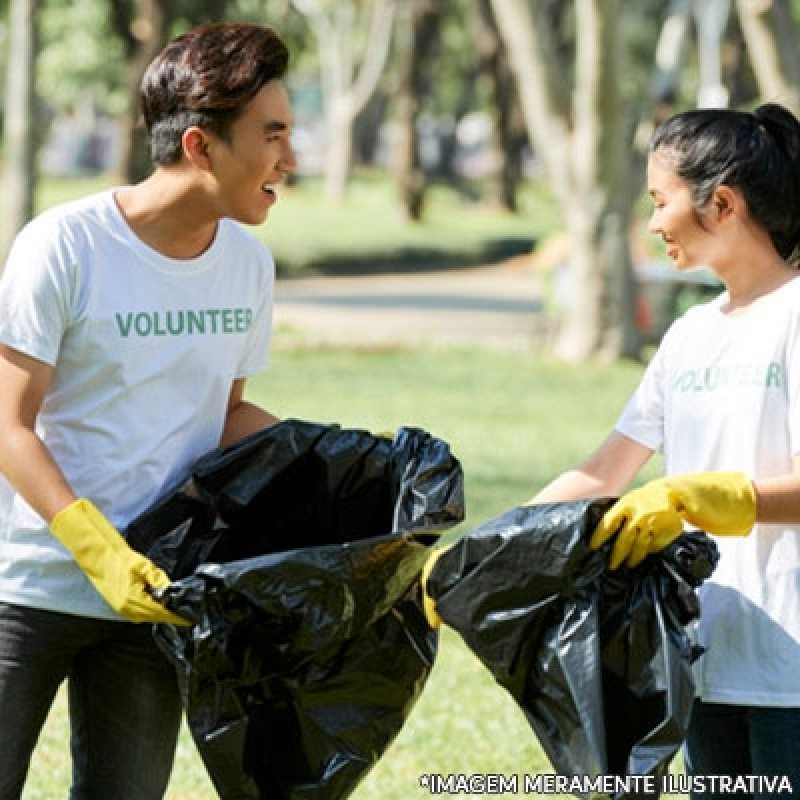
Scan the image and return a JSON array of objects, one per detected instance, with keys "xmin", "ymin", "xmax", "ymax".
[{"xmin": 272, "ymin": 257, "xmax": 547, "ymax": 351}]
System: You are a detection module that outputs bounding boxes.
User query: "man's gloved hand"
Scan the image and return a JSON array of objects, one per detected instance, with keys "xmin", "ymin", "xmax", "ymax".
[
  {"xmin": 421, "ymin": 545, "xmax": 452, "ymax": 629},
  {"xmin": 50, "ymin": 498, "xmax": 189, "ymax": 626},
  {"xmin": 591, "ymin": 471, "xmax": 757, "ymax": 569}
]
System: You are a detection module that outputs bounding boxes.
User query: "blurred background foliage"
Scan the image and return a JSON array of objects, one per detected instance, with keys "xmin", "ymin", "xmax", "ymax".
[{"xmin": 1, "ymin": 0, "xmax": 798, "ymax": 364}]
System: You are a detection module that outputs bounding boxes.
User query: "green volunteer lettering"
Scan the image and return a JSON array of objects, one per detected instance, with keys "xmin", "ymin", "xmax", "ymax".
[
  {"xmin": 153, "ymin": 311, "xmax": 167, "ymax": 336},
  {"xmin": 187, "ymin": 310, "xmax": 205, "ymax": 334},
  {"xmin": 735, "ymin": 364, "xmax": 750, "ymax": 385},
  {"xmin": 134, "ymin": 313, "xmax": 152, "ymax": 336},
  {"xmin": 115, "ymin": 313, "xmax": 133, "ymax": 337},
  {"xmin": 114, "ymin": 307, "xmax": 254, "ymax": 337},
  {"xmin": 166, "ymin": 311, "xmax": 185, "ymax": 335},
  {"xmin": 674, "ymin": 361, "xmax": 784, "ymax": 393}
]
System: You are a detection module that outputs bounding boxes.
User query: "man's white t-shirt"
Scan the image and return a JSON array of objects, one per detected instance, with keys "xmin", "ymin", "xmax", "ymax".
[
  {"xmin": 616, "ymin": 278, "xmax": 800, "ymax": 706},
  {"xmin": 0, "ymin": 189, "xmax": 274, "ymax": 619}
]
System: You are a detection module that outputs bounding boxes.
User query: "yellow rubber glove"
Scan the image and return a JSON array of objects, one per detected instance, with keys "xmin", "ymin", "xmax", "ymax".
[
  {"xmin": 591, "ymin": 471, "xmax": 756, "ymax": 569},
  {"xmin": 421, "ymin": 545, "xmax": 452, "ymax": 629},
  {"xmin": 50, "ymin": 498, "xmax": 189, "ymax": 626}
]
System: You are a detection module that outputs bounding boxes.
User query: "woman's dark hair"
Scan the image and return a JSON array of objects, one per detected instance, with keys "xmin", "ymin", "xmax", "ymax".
[
  {"xmin": 141, "ymin": 23, "xmax": 289, "ymax": 166},
  {"xmin": 650, "ymin": 103, "xmax": 800, "ymax": 265}
]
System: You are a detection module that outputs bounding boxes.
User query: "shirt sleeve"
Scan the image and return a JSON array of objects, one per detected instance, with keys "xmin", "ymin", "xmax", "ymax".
[
  {"xmin": 235, "ymin": 245, "xmax": 275, "ymax": 379},
  {"xmin": 614, "ymin": 328, "xmax": 671, "ymax": 453},
  {"xmin": 0, "ymin": 216, "xmax": 75, "ymax": 366}
]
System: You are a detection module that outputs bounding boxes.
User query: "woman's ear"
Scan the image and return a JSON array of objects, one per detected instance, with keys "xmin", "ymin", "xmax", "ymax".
[{"xmin": 711, "ymin": 185, "xmax": 738, "ymax": 221}]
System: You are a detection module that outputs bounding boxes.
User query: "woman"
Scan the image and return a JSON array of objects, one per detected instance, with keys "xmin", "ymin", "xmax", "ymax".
[{"xmin": 532, "ymin": 103, "xmax": 800, "ymax": 797}]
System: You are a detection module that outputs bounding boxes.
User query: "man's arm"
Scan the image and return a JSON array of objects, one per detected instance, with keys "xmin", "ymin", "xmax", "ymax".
[
  {"xmin": 0, "ymin": 344, "xmax": 76, "ymax": 522},
  {"xmin": 0, "ymin": 345, "xmax": 188, "ymax": 623},
  {"xmin": 219, "ymin": 377, "xmax": 280, "ymax": 448}
]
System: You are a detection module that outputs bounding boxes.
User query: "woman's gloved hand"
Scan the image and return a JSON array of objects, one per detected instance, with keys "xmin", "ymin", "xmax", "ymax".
[
  {"xmin": 591, "ymin": 471, "xmax": 757, "ymax": 569},
  {"xmin": 50, "ymin": 498, "xmax": 189, "ymax": 625}
]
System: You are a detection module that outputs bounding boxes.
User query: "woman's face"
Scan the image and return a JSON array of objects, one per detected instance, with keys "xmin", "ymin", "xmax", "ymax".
[{"xmin": 647, "ymin": 149, "xmax": 716, "ymax": 271}]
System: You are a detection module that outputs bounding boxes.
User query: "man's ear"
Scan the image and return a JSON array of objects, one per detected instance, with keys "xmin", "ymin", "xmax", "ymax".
[{"xmin": 183, "ymin": 127, "xmax": 211, "ymax": 169}]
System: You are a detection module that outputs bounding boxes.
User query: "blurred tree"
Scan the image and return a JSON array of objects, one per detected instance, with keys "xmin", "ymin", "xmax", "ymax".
[
  {"xmin": 38, "ymin": 0, "xmax": 126, "ymax": 119},
  {"xmin": 109, "ymin": 0, "xmax": 170, "ymax": 182},
  {"xmin": 425, "ymin": 0, "xmax": 481, "ymax": 188},
  {"xmin": 736, "ymin": 0, "xmax": 800, "ymax": 114},
  {"xmin": 291, "ymin": 0, "xmax": 397, "ymax": 200},
  {"xmin": 109, "ymin": 0, "xmax": 232, "ymax": 183},
  {"xmin": 353, "ymin": 88, "xmax": 389, "ymax": 166},
  {"xmin": 387, "ymin": 0, "xmax": 481, "ymax": 200},
  {"xmin": 489, "ymin": 0, "xmax": 641, "ymax": 361},
  {"xmin": 473, "ymin": 0, "xmax": 526, "ymax": 212},
  {"xmin": 486, "ymin": 0, "xmax": 705, "ymax": 361},
  {"xmin": 2, "ymin": 0, "xmax": 38, "ymax": 260},
  {"xmin": 387, "ymin": 0, "xmax": 527, "ymax": 218},
  {"xmin": 394, "ymin": 0, "xmax": 440, "ymax": 221}
]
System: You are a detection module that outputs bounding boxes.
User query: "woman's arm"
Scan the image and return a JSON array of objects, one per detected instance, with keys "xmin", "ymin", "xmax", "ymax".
[
  {"xmin": 530, "ymin": 430, "xmax": 655, "ymax": 504},
  {"xmin": 752, "ymin": 458, "xmax": 800, "ymax": 524}
]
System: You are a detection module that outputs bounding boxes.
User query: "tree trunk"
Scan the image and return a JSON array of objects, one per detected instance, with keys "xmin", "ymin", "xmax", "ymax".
[
  {"xmin": 432, "ymin": 64, "xmax": 480, "ymax": 188},
  {"xmin": 559, "ymin": 0, "xmax": 632, "ymax": 361},
  {"xmin": 474, "ymin": 0, "xmax": 523, "ymax": 212},
  {"xmin": 294, "ymin": 0, "xmax": 396, "ymax": 201},
  {"xmin": 110, "ymin": 0, "xmax": 171, "ymax": 183},
  {"xmin": 489, "ymin": 0, "xmax": 636, "ymax": 361},
  {"xmin": 395, "ymin": 0, "xmax": 440, "ymax": 221},
  {"xmin": 353, "ymin": 90, "xmax": 389, "ymax": 166},
  {"xmin": 325, "ymin": 101, "xmax": 356, "ymax": 202},
  {"xmin": 2, "ymin": 0, "xmax": 39, "ymax": 261},
  {"xmin": 736, "ymin": 0, "xmax": 800, "ymax": 115}
]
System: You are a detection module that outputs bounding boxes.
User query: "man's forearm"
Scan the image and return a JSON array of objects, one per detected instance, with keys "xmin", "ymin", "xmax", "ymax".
[{"xmin": 0, "ymin": 425, "xmax": 76, "ymax": 522}]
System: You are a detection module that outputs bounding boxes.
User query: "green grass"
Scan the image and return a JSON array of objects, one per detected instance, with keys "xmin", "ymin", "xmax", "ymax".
[
  {"xmin": 22, "ymin": 344, "xmax": 683, "ymax": 799},
  {"xmin": 260, "ymin": 173, "xmax": 557, "ymax": 275}
]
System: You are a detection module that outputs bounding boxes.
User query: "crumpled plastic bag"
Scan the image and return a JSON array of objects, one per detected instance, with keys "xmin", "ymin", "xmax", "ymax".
[
  {"xmin": 125, "ymin": 419, "xmax": 465, "ymax": 800},
  {"xmin": 425, "ymin": 498, "xmax": 719, "ymax": 798}
]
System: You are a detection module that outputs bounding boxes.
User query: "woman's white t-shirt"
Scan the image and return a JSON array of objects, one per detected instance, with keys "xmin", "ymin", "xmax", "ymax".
[
  {"xmin": 616, "ymin": 278, "xmax": 800, "ymax": 706},
  {"xmin": 0, "ymin": 189, "xmax": 274, "ymax": 619}
]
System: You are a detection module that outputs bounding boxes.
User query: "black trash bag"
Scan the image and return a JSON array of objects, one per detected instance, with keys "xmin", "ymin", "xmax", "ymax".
[
  {"xmin": 125, "ymin": 419, "xmax": 465, "ymax": 800},
  {"xmin": 425, "ymin": 498, "xmax": 719, "ymax": 799}
]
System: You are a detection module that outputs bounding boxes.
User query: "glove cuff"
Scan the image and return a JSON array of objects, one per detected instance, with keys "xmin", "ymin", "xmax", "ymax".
[
  {"xmin": 421, "ymin": 546, "xmax": 450, "ymax": 629},
  {"xmin": 663, "ymin": 471, "xmax": 757, "ymax": 536},
  {"xmin": 727, "ymin": 471, "xmax": 757, "ymax": 531},
  {"xmin": 52, "ymin": 495, "xmax": 113, "ymax": 526},
  {"xmin": 51, "ymin": 498, "xmax": 118, "ymax": 555}
]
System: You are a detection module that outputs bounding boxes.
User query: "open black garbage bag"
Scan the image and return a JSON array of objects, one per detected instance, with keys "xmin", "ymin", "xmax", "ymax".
[
  {"xmin": 125, "ymin": 419, "xmax": 465, "ymax": 800},
  {"xmin": 425, "ymin": 498, "xmax": 719, "ymax": 799}
]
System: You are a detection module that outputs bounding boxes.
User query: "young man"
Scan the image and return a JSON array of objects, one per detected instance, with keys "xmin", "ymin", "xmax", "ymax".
[{"xmin": 0, "ymin": 23, "xmax": 295, "ymax": 799}]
